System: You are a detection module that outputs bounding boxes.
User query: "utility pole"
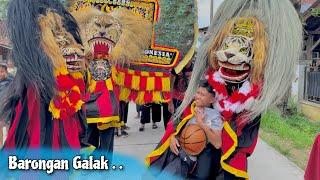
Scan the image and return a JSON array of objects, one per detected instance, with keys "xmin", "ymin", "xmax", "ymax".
[{"xmin": 210, "ymin": 0, "xmax": 214, "ymax": 23}]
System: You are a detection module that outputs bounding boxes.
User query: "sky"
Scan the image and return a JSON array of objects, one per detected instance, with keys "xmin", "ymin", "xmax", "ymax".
[{"xmin": 198, "ymin": 0, "xmax": 224, "ymax": 28}]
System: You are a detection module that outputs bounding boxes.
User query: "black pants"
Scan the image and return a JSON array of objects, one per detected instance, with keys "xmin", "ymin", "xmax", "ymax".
[
  {"xmin": 219, "ymin": 171, "xmax": 246, "ymax": 180},
  {"xmin": 136, "ymin": 104, "xmax": 141, "ymax": 113},
  {"xmin": 140, "ymin": 103, "xmax": 171, "ymax": 128},
  {"xmin": 151, "ymin": 144, "xmax": 222, "ymax": 179},
  {"xmin": 119, "ymin": 101, "xmax": 129, "ymax": 124},
  {"xmin": 189, "ymin": 144, "xmax": 222, "ymax": 180},
  {"xmin": 86, "ymin": 124, "xmax": 115, "ymax": 161}
]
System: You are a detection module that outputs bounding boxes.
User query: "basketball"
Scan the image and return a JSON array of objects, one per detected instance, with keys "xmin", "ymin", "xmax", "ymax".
[{"xmin": 178, "ymin": 124, "xmax": 207, "ymax": 156}]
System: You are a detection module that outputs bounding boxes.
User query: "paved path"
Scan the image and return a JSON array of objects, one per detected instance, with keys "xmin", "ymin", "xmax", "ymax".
[{"xmin": 115, "ymin": 103, "xmax": 304, "ymax": 180}]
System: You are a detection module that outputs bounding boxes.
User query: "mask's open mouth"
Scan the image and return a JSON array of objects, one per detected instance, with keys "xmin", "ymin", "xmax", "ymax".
[
  {"xmin": 64, "ymin": 53, "xmax": 85, "ymax": 72},
  {"xmin": 218, "ymin": 61, "xmax": 250, "ymax": 82},
  {"xmin": 88, "ymin": 37, "xmax": 115, "ymax": 58}
]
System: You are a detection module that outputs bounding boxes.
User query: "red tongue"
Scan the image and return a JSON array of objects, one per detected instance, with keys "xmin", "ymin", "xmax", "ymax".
[
  {"xmin": 224, "ymin": 68, "xmax": 239, "ymax": 76},
  {"xmin": 94, "ymin": 44, "xmax": 109, "ymax": 57}
]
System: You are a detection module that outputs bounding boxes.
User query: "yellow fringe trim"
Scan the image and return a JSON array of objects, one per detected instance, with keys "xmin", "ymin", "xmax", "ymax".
[
  {"xmin": 88, "ymin": 80, "xmax": 97, "ymax": 93},
  {"xmin": 49, "ymin": 68, "xmax": 85, "ymax": 120},
  {"xmin": 49, "ymin": 101, "xmax": 61, "ymax": 119},
  {"xmin": 161, "ymin": 77, "xmax": 171, "ymax": 92},
  {"xmin": 132, "ymin": 75, "xmax": 141, "ymax": 90},
  {"xmin": 97, "ymin": 121, "xmax": 124, "ymax": 130},
  {"xmin": 155, "ymin": 72, "xmax": 163, "ymax": 77},
  {"xmin": 118, "ymin": 88, "xmax": 171, "ymax": 105},
  {"xmin": 136, "ymin": 91, "xmax": 146, "ymax": 105},
  {"xmin": 105, "ymin": 78, "xmax": 114, "ymax": 91},
  {"xmin": 146, "ymin": 77, "xmax": 155, "ymax": 91},
  {"xmin": 113, "ymin": 68, "xmax": 171, "ymax": 92},
  {"xmin": 87, "ymin": 116, "xmax": 120, "ymax": 124},
  {"xmin": 70, "ymin": 72, "xmax": 84, "ymax": 79},
  {"xmin": 141, "ymin": 71, "xmax": 149, "ymax": 76},
  {"xmin": 54, "ymin": 67, "xmax": 69, "ymax": 77},
  {"xmin": 71, "ymin": 85, "xmax": 81, "ymax": 94},
  {"xmin": 220, "ymin": 122, "xmax": 249, "ymax": 179},
  {"xmin": 75, "ymin": 100, "xmax": 84, "ymax": 112},
  {"xmin": 119, "ymin": 88, "xmax": 131, "ymax": 100}
]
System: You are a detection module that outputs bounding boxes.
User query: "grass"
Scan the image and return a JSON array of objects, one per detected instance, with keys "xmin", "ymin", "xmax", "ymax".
[{"xmin": 259, "ymin": 103, "xmax": 320, "ymax": 169}]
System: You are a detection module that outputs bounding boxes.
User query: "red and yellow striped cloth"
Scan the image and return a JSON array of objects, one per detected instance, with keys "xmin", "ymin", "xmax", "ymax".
[{"xmin": 113, "ymin": 66, "xmax": 172, "ymax": 104}]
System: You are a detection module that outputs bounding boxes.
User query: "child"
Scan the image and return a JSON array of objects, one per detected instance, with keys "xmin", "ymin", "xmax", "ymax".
[
  {"xmin": 0, "ymin": 63, "xmax": 13, "ymax": 94},
  {"xmin": 147, "ymin": 80, "xmax": 223, "ymax": 179}
]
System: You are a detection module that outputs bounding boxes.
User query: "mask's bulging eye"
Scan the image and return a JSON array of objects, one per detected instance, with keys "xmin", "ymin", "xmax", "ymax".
[
  {"xmin": 223, "ymin": 44, "xmax": 229, "ymax": 50},
  {"xmin": 95, "ymin": 22, "xmax": 101, "ymax": 28},
  {"xmin": 240, "ymin": 47, "xmax": 248, "ymax": 54},
  {"xmin": 105, "ymin": 23, "xmax": 113, "ymax": 28},
  {"xmin": 56, "ymin": 35, "xmax": 69, "ymax": 47}
]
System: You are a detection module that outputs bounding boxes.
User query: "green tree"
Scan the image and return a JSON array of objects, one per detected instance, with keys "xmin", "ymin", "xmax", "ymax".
[
  {"xmin": 0, "ymin": 0, "xmax": 8, "ymax": 20},
  {"xmin": 155, "ymin": 0, "xmax": 197, "ymax": 57}
]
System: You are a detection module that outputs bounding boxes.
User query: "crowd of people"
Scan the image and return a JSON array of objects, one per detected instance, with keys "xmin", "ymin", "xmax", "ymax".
[{"xmin": 0, "ymin": 60, "xmax": 15, "ymax": 94}]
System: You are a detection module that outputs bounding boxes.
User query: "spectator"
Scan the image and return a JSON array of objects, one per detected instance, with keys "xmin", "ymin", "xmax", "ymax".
[
  {"xmin": 135, "ymin": 104, "xmax": 141, "ymax": 118},
  {"xmin": 139, "ymin": 103, "xmax": 171, "ymax": 131},
  {"xmin": 0, "ymin": 63, "xmax": 13, "ymax": 93},
  {"xmin": 7, "ymin": 60, "xmax": 17, "ymax": 77},
  {"xmin": 116, "ymin": 101, "xmax": 129, "ymax": 137},
  {"xmin": 172, "ymin": 61, "xmax": 193, "ymax": 111}
]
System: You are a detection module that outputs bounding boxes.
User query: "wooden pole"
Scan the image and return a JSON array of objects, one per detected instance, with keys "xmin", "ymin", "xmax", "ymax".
[{"xmin": 210, "ymin": 0, "xmax": 214, "ymax": 23}]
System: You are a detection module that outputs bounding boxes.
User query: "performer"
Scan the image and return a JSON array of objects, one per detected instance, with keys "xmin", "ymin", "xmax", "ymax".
[
  {"xmin": 147, "ymin": 80, "xmax": 223, "ymax": 179},
  {"xmin": 147, "ymin": 0, "xmax": 303, "ymax": 179},
  {"xmin": 0, "ymin": 0, "xmax": 87, "ymax": 149},
  {"xmin": 71, "ymin": 6, "xmax": 151, "ymax": 153}
]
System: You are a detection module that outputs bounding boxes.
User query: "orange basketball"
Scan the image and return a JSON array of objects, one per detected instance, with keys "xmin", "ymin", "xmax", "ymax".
[{"xmin": 178, "ymin": 124, "xmax": 207, "ymax": 156}]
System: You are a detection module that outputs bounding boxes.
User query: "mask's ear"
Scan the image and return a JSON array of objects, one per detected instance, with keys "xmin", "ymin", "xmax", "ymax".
[
  {"xmin": 110, "ymin": 8, "xmax": 152, "ymax": 65},
  {"xmin": 38, "ymin": 11, "xmax": 66, "ymax": 69}
]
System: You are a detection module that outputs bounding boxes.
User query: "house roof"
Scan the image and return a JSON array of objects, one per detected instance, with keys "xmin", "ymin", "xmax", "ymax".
[
  {"xmin": 302, "ymin": 1, "xmax": 320, "ymax": 52},
  {"xmin": 0, "ymin": 20, "xmax": 11, "ymax": 49},
  {"xmin": 303, "ymin": 0, "xmax": 320, "ymax": 21}
]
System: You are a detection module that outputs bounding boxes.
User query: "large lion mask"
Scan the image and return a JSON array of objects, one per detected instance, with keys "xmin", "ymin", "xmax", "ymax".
[{"xmin": 38, "ymin": 11, "xmax": 85, "ymax": 73}]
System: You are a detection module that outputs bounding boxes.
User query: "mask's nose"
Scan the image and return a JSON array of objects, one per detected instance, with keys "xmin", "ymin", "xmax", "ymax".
[{"xmin": 225, "ymin": 52, "xmax": 235, "ymax": 59}]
